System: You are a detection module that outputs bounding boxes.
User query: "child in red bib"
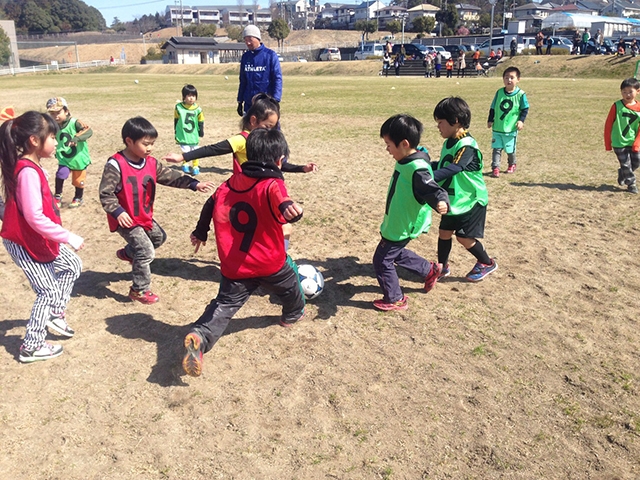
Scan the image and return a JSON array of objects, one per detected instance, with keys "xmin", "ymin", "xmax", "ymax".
[
  {"xmin": 0, "ymin": 111, "xmax": 84, "ymax": 363},
  {"xmin": 182, "ymin": 128, "xmax": 305, "ymax": 377},
  {"xmin": 99, "ymin": 117, "xmax": 214, "ymax": 304}
]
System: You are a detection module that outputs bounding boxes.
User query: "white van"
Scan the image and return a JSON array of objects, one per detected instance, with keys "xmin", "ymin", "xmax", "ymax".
[
  {"xmin": 355, "ymin": 43, "xmax": 384, "ymax": 60},
  {"xmin": 477, "ymin": 36, "xmax": 536, "ymax": 56}
]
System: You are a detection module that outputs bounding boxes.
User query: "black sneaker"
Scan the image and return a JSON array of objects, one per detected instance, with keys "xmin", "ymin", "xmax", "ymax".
[
  {"xmin": 628, "ymin": 184, "xmax": 638, "ymax": 194},
  {"xmin": 19, "ymin": 343, "xmax": 63, "ymax": 363}
]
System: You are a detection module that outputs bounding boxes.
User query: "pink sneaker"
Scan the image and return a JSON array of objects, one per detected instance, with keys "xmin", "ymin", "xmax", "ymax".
[
  {"xmin": 129, "ymin": 288, "xmax": 159, "ymax": 304},
  {"xmin": 116, "ymin": 248, "xmax": 133, "ymax": 264},
  {"xmin": 373, "ymin": 295, "xmax": 408, "ymax": 311},
  {"xmin": 424, "ymin": 262, "xmax": 442, "ymax": 292},
  {"xmin": 491, "ymin": 168, "xmax": 500, "ymax": 178},
  {"xmin": 506, "ymin": 164, "xmax": 516, "ymax": 174}
]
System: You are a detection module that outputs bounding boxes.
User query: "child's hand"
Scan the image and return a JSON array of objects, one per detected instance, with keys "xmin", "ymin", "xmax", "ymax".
[
  {"xmin": 487, "ymin": 122, "xmax": 493, "ymax": 129},
  {"xmin": 436, "ymin": 201, "xmax": 448, "ymax": 215},
  {"xmin": 303, "ymin": 163, "xmax": 318, "ymax": 173},
  {"xmin": 162, "ymin": 153, "xmax": 184, "ymax": 163},
  {"xmin": 516, "ymin": 120, "xmax": 524, "ymax": 131},
  {"xmin": 283, "ymin": 202, "xmax": 303, "ymax": 221},
  {"xmin": 190, "ymin": 233, "xmax": 205, "ymax": 253},
  {"xmin": 117, "ymin": 212, "xmax": 133, "ymax": 228},
  {"xmin": 196, "ymin": 181, "xmax": 215, "ymax": 193}
]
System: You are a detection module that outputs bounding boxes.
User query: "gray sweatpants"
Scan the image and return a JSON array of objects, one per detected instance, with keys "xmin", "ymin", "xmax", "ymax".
[
  {"xmin": 117, "ymin": 220, "xmax": 167, "ymax": 292},
  {"xmin": 614, "ymin": 147, "xmax": 640, "ymax": 186}
]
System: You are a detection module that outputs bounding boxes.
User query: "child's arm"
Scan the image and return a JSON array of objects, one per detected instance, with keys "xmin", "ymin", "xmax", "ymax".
[
  {"xmin": 604, "ymin": 103, "xmax": 617, "ymax": 151},
  {"xmin": 432, "ymin": 146, "xmax": 477, "ymax": 183},
  {"xmin": 156, "ymin": 159, "xmax": 215, "ymax": 192},
  {"xmin": 413, "ymin": 169, "xmax": 450, "ymax": 214},
  {"xmin": 17, "ymin": 168, "xmax": 84, "ymax": 250},
  {"xmin": 70, "ymin": 119, "xmax": 92, "ymax": 145},
  {"xmin": 281, "ymin": 162, "xmax": 318, "ymax": 173},
  {"xmin": 198, "ymin": 109, "xmax": 204, "ymax": 138},
  {"xmin": 487, "ymin": 92, "xmax": 498, "ymax": 128},
  {"xmin": 99, "ymin": 160, "xmax": 133, "ymax": 228},
  {"xmin": 191, "ymin": 196, "xmax": 214, "ymax": 253},
  {"xmin": 163, "ymin": 139, "xmax": 233, "ymax": 164},
  {"xmin": 267, "ymin": 180, "xmax": 303, "ymax": 224},
  {"xmin": 517, "ymin": 93, "xmax": 530, "ymax": 130}
]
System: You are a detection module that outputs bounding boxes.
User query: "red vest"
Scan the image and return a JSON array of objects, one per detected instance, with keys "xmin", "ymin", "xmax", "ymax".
[
  {"xmin": 232, "ymin": 130, "xmax": 250, "ymax": 174},
  {"xmin": 213, "ymin": 173, "xmax": 287, "ymax": 279},
  {"xmin": 107, "ymin": 152, "xmax": 157, "ymax": 232},
  {"xmin": 1, "ymin": 159, "xmax": 61, "ymax": 263}
]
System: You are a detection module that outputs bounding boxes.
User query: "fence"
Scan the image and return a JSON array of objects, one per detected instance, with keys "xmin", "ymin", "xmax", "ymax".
[{"xmin": 0, "ymin": 59, "xmax": 123, "ymax": 77}]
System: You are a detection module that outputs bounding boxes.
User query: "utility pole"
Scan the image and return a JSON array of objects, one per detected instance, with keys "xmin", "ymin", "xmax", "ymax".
[{"xmin": 489, "ymin": 0, "xmax": 497, "ymax": 53}]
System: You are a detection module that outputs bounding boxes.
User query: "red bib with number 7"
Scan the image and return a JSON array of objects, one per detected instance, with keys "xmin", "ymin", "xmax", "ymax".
[
  {"xmin": 213, "ymin": 173, "xmax": 288, "ymax": 280},
  {"xmin": 107, "ymin": 152, "xmax": 157, "ymax": 232}
]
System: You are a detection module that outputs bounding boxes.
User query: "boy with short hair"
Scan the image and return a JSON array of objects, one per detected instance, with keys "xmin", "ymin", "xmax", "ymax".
[
  {"xmin": 604, "ymin": 77, "xmax": 640, "ymax": 194},
  {"xmin": 99, "ymin": 117, "xmax": 214, "ymax": 304},
  {"xmin": 46, "ymin": 97, "xmax": 93, "ymax": 208},
  {"xmin": 433, "ymin": 97, "xmax": 497, "ymax": 282},
  {"xmin": 487, "ymin": 66, "xmax": 529, "ymax": 177},
  {"xmin": 182, "ymin": 128, "xmax": 305, "ymax": 377},
  {"xmin": 373, "ymin": 114, "xmax": 449, "ymax": 312},
  {"xmin": 175, "ymin": 84, "xmax": 204, "ymax": 175}
]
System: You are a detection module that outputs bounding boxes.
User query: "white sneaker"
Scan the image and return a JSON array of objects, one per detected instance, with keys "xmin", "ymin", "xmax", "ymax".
[
  {"xmin": 46, "ymin": 315, "xmax": 75, "ymax": 337},
  {"xmin": 19, "ymin": 343, "xmax": 63, "ymax": 363}
]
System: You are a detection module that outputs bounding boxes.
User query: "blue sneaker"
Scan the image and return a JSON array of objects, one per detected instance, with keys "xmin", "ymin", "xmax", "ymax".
[
  {"xmin": 182, "ymin": 164, "xmax": 190, "ymax": 173},
  {"xmin": 466, "ymin": 259, "xmax": 498, "ymax": 282},
  {"xmin": 191, "ymin": 166, "xmax": 200, "ymax": 175},
  {"xmin": 439, "ymin": 264, "xmax": 451, "ymax": 279}
]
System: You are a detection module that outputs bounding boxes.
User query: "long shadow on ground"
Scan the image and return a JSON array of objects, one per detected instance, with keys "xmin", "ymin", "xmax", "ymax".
[{"xmin": 510, "ymin": 182, "xmax": 619, "ymax": 192}]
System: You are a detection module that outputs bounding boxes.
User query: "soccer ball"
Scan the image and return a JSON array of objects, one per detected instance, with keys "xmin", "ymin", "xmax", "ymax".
[
  {"xmin": 134, "ymin": 79, "xmax": 139, "ymax": 84},
  {"xmin": 298, "ymin": 264, "xmax": 324, "ymax": 300}
]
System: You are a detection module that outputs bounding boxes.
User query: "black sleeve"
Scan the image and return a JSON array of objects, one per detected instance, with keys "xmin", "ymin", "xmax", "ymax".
[
  {"xmin": 192, "ymin": 196, "xmax": 215, "ymax": 242},
  {"xmin": 488, "ymin": 108, "xmax": 495, "ymax": 123},
  {"xmin": 519, "ymin": 108, "xmax": 529, "ymax": 123},
  {"xmin": 413, "ymin": 169, "xmax": 450, "ymax": 211},
  {"xmin": 183, "ymin": 140, "xmax": 233, "ymax": 162},
  {"xmin": 278, "ymin": 200, "xmax": 303, "ymax": 223},
  {"xmin": 198, "ymin": 121, "xmax": 204, "ymax": 138},
  {"xmin": 432, "ymin": 146, "xmax": 480, "ymax": 183},
  {"xmin": 432, "ymin": 163, "xmax": 463, "ymax": 183},
  {"xmin": 281, "ymin": 162, "xmax": 306, "ymax": 173},
  {"xmin": 174, "ymin": 118, "xmax": 178, "ymax": 133}
]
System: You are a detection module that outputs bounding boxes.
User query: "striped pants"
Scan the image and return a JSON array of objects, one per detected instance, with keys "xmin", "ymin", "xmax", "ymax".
[{"xmin": 3, "ymin": 239, "xmax": 82, "ymax": 350}]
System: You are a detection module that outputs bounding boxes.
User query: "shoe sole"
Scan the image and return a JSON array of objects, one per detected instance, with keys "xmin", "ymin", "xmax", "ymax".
[
  {"xmin": 182, "ymin": 334, "xmax": 203, "ymax": 377},
  {"xmin": 46, "ymin": 320, "xmax": 75, "ymax": 338},
  {"xmin": 129, "ymin": 295, "xmax": 159, "ymax": 304},
  {"xmin": 466, "ymin": 262, "xmax": 498, "ymax": 282},
  {"xmin": 373, "ymin": 297, "xmax": 409, "ymax": 311}
]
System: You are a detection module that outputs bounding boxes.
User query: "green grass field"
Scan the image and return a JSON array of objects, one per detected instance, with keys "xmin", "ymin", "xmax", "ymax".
[{"xmin": 1, "ymin": 70, "xmax": 639, "ymax": 478}]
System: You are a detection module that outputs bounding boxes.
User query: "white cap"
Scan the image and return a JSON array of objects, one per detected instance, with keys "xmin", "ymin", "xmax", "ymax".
[{"xmin": 242, "ymin": 25, "xmax": 261, "ymax": 41}]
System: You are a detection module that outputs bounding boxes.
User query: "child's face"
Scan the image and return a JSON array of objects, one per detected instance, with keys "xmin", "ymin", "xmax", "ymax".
[
  {"xmin": 50, "ymin": 108, "xmax": 68, "ymax": 125},
  {"xmin": 33, "ymin": 132, "xmax": 57, "ymax": 159},
  {"xmin": 435, "ymin": 118, "xmax": 461, "ymax": 139},
  {"xmin": 503, "ymin": 71, "xmax": 520, "ymax": 90},
  {"xmin": 250, "ymin": 112, "xmax": 279, "ymax": 130},
  {"xmin": 125, "ymin": 136, "xmax": 156, "ymax": 159},
  {"xmin": 621, "ymin": 86, "xmax": 638, "ymax": 104},
  {"xmin": 183, "ymin": 94, "xmax": 196, "ymax": 105},
  {"xmin": 382, "ymin": 135, "xmax": 409, "ymax": 161}
]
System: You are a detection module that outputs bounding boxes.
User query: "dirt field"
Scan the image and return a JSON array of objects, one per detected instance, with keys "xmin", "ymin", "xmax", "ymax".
[{"xmin": 0, "ymin": 68, "xmax": 639, "ymax": 479}]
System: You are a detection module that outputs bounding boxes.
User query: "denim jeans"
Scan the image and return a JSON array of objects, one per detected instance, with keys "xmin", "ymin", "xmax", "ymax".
[{"xmin": 117, "ymin": 220, "xmax": 167, "ymax": 292}]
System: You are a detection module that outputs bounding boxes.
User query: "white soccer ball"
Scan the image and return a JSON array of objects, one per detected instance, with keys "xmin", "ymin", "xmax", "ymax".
[
  {"xmin": 298, "ymin": 264, "xmax": 324, "ymax": 300},
  {"xmin": 134, "ymin": 79, "xmax": 139, "ymax": 84},
  {"xmin": 224, "ymin": 75, "xmax": 229, "ymax": 80}
]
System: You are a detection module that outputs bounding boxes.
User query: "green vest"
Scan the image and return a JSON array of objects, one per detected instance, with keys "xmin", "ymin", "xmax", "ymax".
[
  {"xmin": 380, "ymin": 152, "xmax": 434, "ymax": 242},
  {"xmin": 175, "ymin": 103, "xmax": 202, "ymax": 146},
  {"xmin": 437, "ymin": 135, "xmax": 488, "ymax": 216},
  {"xmin": 611, "ymin": 100, "xmax": 640, "ymax": 148},
  {"xmin": 55, "ymin": 118, "xmax": 91, "ymax": 170},
  {"xmin": 491, "ymin": 87, "xmax": 526, "ymax": 133}
]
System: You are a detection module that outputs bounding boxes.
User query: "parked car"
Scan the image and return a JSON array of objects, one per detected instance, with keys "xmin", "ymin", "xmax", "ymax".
[
  {"xmin": 424, "ymin": 45, "xmax": 452, "ymax": 60},
  {"xmin": 584, "ymin": 39, "xmax": 613, "ymax": 55},
  {"xmin": 318, "ymin": 48, "xmax": 341, "ymax": 61},
  {"xmin": 462, "ymin": 43, "xmax": 478, "ymax": 52},
  {"xmin": 355, "ymin": 43, "xmax": 384, "ymax": 60},
  {"xmin": 442, "ymin": 44, "xmax": 469, "ymax": 59},
  {"xmin": 547, "ymin": 36, "xmax": 573, "ymax": 53},
  {"xmin": 391, "ymin": 43, "xmax": 427, "ymax": 60}
]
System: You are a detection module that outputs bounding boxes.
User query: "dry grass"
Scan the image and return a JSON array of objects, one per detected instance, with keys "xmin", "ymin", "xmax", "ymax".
[{"xmin": 0, "ymin": 71, "xmax": 639, "ymax": 479}]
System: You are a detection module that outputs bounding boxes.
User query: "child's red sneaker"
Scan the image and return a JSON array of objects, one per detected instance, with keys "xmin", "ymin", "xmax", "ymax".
[
  {"xmin": 182, "ymin": 332, "xmax": 204, "ymax": 377},
  {"xmin": 506, "ymin": 164, "xmax": 517, "ymax": 174},
  {"xmin": 128, "ymin": 288, "xmax": 159, "ymax": 304},
  {"xmin": 491, "ymin": 168, "xmax": 500, "ymax": 178},
  {"xmin": 424, "ymin": 262, "xmax": 442, "ymax": 292},
  {"xmin": 116, "ymin": 248, "xmax": 133, "ymax": 264},
  {"xmin": 373, "ymin": 295, "xmax": 408, "ymax": 311}
]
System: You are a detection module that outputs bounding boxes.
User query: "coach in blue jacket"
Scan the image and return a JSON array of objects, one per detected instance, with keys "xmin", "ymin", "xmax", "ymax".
[{"xmin": 237, "ymin": 25, "xmax": 283, "ymax": 116}]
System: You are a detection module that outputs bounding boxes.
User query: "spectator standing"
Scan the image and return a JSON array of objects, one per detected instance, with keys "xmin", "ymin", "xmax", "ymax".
[
  {"xmin": 435, "ymin": 52, "xmax": 442, "ymax": 77},
  {"xmin": 546, "ymin": 35, "xmax": 553, "ymax": 55},
  {"xmin": 632, "ymin": 39, "xmax": 639, "ymax": 57},
  {"xmin": 423, "ymin": 53, "xmax": 434, "ymax": 78},
  {"xmin": 237, "ymin": 25, "xmax": 282, "ymax": 116},
  {"xmin": 510, "ymin": 37, "xmax": 517, "ymax": 57},
  {"xmin": 594, "ymin": 29, "xmax": 603, "ymax": 54},
  {"xmin": 385, "ymin": 40, "xmax": 392, "ymax": 55},
  {"xmin": 581, "ymin": 28, "xmax": 590, "ymax": 54},
  {"xmin": 457, "ymin": 52, "xmax": 466, "ymax": 77},
  {"xmin": 393, "ymin": 53, "xmax": 401, "ymax": 76},
  {"xmin": 535, "ymin": 31, "xmax": 545, "ymax": 55},
  {"xmin": 473, "ymin": 48, "xmax": 481, "ymax": 67},
  {"xmin": 573, "ymin": 30, "xmax": 581, "ymax": 54},
  {"xmin": 383, "ymin": 51, "xmax": 391, "ymax": 76}
]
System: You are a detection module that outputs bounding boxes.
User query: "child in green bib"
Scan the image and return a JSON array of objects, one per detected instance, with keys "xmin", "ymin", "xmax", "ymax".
[
  {"xmin": 604, "ymin": 77, "xmax": 640, "ymax": 194},
  {"xmin": 487, "ymin": 66, "xmax": 529, "ymax": 178},
  {"xmin": 175, "ymin": 84, "xmax": 205, "ymax": 175},
  {"xmin": 433, "ymin": 97, "xmax": 497, "ymax": 282},
  {"xmin": 46, "ymin": 97, "xmax": 93, "ymax": 208},
  {"xmin": 373, "ymin": 114, "xmax": 449, "ymax": 312}
]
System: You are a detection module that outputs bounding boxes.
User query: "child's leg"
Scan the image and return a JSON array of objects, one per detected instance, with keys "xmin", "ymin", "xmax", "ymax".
[
  {"xmin": 50, "ymin": 244, "xmax": 82, "ymax": 316},
  {"xmin": 614, "ymin": 147, "xmax": 635, "ymax": 185},
  {"xmin": 629, "ymin": 150, "xmax": 640, "ymax": 184},
  {"xmin": 191, "ymin": 276, "xmax": 254, "ymax": 353},
  {"xmin": 438, "ymin": 231, "xmax": 454, "ymax": 266},
  {"xmin": 282, "ymin": 223, "xmax": 292, "ymax": 251},
  {"xmin": 55, "ymin": 165, "xmax": 70, "ymax": 198},
  {"xmin": 261, "ymin": 256, "xmax": 305, "ymax": 325},
  {"xmin": 117, "ymin": 222, "xmax": 166, "ymax": 293},
  {"xmin": 458, "ymin": 237, "xmax": 492, "ymax": 265},
  {"xmin": 373, "ymin": 238, "xmax": 408, "ymax": 303},
  {"xmin": 70, "ymin": 169, "xmax": 87, "ymax": 205},
  {"xmin": 3, "ymin": 239, "xmax": 61, "ymax": 350},
  {"xmin": 491, "ymin": 148, "xmax": 503, "ymax": 169}
]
